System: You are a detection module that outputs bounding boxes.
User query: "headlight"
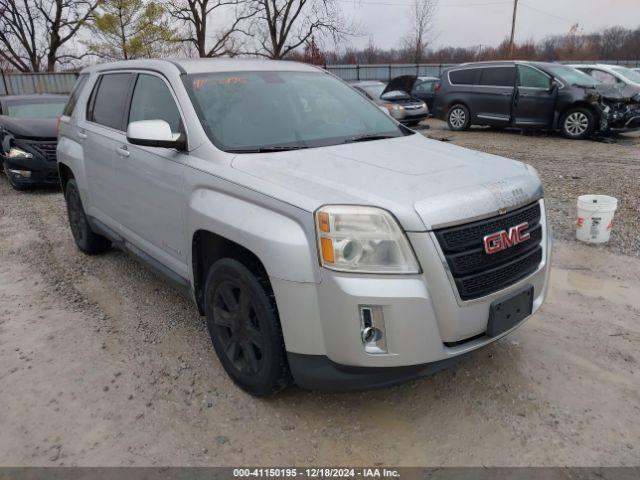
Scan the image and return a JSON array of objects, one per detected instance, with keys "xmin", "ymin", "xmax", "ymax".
[
  {"xmin": 386, "ymin": 104, "xmax": 404, "ymax": 112},
  {"xmin": 7, "ymin": 147, "xmax": 33, "ymax": 159},
  {"xmin": 315, "ymin": 205, "xmax": 420, "ymax": 274}
]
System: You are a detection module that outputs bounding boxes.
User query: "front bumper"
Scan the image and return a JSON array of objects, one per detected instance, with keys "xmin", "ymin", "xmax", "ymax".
[
  {"xmin": 2, "ymin": 153, "xmax": 59, "ymax": 187},
  {"xmin": 391, "ymin": 105, "xmax": 429, "ymax": 124},
  {"xmin": 272, "ymin": 201, "xmax": 552, "ymax": 390}
]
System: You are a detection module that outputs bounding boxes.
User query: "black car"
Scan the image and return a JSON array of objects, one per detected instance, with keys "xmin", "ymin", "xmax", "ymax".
[
  {"xmin": 352, "ymin": 79, "xmax": 429, "ymax": 126},
  {"xmin": 432, "ymin": 61, "xmax": 640, "ymax": 139},
  {"xmin": 400, "ymin": 75, "xmax": 440, "ymax": 111},
  {"xmin": 0, "ymin": 94, "xmax": 67, "ymax": 189}
]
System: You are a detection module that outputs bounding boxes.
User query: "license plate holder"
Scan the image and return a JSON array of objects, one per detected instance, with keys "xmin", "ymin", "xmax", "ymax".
[{"xmin": 486, "ymin": 286, "xmax": 534, "ymax": 337}]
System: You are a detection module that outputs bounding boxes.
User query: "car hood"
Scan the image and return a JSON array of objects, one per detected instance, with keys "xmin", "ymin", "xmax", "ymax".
[
  {"xmin": 231, "ymin": 134, "xmax": 543, "ymax": 231},
  {"xmin": 382, "ymin": 75, "xmax": 417, "ymax": 96},
  {"xmin": 584, "ymin": 84, "xmax": 640, "ymax": 102},
  {"xmin": 0, "ymin": 115, "xmax": 58, "ymax": 139}
]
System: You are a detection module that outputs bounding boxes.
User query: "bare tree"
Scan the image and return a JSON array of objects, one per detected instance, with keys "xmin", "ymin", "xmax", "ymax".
[
  {"xmin": 0, "ymin": 0, "xmax": 99, "ymax": 71},
  {"xmin": 0, "ymin": 0, "xmax": 45, "ymax": 71},
  {"xmin": 401, "ymin": 0, "xmax": 437, "ymax": 63},
  {"xmin": 247, "ymin": 0, "xmax": 350, "ymax": 59},
  {"xmin": 167, "ymin": 0, "xmax": 255, "ymax": 57}
]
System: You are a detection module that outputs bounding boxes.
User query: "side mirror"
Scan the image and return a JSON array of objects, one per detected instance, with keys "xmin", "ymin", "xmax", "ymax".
[
  {"xmin": 127, "ymin": 120, "xmax": 187, "ymax": 150},
  {"xmin": 548, "ymin": 79, "xmax": 560, "ymax": 93}
]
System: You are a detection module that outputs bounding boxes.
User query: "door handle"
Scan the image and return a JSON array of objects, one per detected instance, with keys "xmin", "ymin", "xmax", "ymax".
[
  {"xmin": 116, "ymin": 145, "xmax": 130, "ymax": 158},
  {"xmin": 77, "ymin": 130, "xmax": 87, "ymax": 140},
  {"xmin": 501, "ymin": 92, "xmax": 512, "ymax": 96}
]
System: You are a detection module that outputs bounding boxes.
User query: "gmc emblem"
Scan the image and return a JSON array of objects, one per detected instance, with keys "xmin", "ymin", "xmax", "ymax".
[{"xmin": 483, "ymin": 222, "xmax": 530, "ymax": 255}]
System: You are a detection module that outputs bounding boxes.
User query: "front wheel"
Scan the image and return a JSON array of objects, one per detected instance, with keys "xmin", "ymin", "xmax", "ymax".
[
  {"xmin": 447, "ymin": 104, "xmax": 471, "ymax": 131},
  {"xmin": 560, "ymin": 108, "xmax": 596, "ymax": 140},
  {"xmin": 204, "ymin": 258, "xmax": 291, "ymax": 396}
]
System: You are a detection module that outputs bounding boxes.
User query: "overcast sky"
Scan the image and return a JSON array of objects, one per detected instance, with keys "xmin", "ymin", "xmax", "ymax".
[{"xmin": 337, "ymin": 0, "xmax": 640, "ymax": 51}]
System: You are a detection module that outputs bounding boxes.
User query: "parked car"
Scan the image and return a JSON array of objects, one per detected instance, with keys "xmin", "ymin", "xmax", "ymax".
[
  {"xmin": 569, "ymin": 64, "xmax": 640, "ymax": 93},
  {"xmin": 432, "ymin": 61, "xmax": 640, "ymax": 139},
  {"xmin": 0, "ymin": 94, "xmax": 67, "ymax": 189},
  {"xmin": 58, "ymin": 59, "xmax": 551, "ymax": 395},
  {"xmin": 352, "ymin": 79, "xmax": 428, "ymax": 125},
  {"xmin": 411, "ymin": 76, "xmax": 440, "ymax": 111}
]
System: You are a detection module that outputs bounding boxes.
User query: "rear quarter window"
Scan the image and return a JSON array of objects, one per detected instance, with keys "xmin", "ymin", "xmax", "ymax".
[
  {"xmin": 448, "ymin": 69, "xmax": 480, "ymax": 85},
  {"xmin": 62, "ymin": 74, "xmax": 89, "ymax": 116},
  {"xmin": 87, "ymin": 73, "xmax": 134, "ymax": 130}
]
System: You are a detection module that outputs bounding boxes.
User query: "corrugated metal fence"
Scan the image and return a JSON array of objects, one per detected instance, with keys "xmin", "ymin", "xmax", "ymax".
[
  {"xmin": 0, "ymin": 71, "xmax": 78, "ymax": 95},
  {"xmin": 1, "ymin": 60, "xmax": 639, "ymax": 93},
  {"xmin": 326, "ymin": 60, "xmax": 640, "ymax": 82},
  {"xmin": 326, "ymin": 63, "xmax": 457, "ymax": 81}
]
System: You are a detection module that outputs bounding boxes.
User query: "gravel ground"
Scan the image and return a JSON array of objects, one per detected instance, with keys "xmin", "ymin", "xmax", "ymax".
[
  {"xmin": 1, "ymin": 129, "xmax": 639, "ymax": 467},
  {"xmin": 420, "ymin": 119, "xmax": 640, "ymax": 258}
]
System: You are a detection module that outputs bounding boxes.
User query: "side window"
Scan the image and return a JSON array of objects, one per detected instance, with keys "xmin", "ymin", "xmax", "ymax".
[
  {"xmin": 449, "ymin": 69, "xmax": 479, "ymax": 85},
  {"xmin": 518, "ymin": 65, "xmax": 550, "ymax": 89},
  {"xmin": 479, "ymin": 67, "xmax": 516, "ymax": 87},
  {"xmin": 415, "ymin": 81, "xmax": 435, "ymax": 93},
  {"xmin": 88, "ymin": 73, "xmax": 133, "ymax": 130},
  {"xmin": 128, "ymin": 74, "xmax": 182, "ymax": 133},
  {"xmin": 590, "ymin": 69, "xmax": 618, "ymax": 85},
  {"xmin": 63, "ymin": 74, "xmax": 89, "ymax": 116}
]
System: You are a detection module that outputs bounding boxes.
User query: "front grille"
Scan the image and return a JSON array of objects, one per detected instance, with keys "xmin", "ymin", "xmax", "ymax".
[
  {"xmin": 26, "ymin": 140, "xmax": 57, "ymax": 162},
  {"xmin": 434, "ymin": 202, "xmax": 543, "ymax": 300}
]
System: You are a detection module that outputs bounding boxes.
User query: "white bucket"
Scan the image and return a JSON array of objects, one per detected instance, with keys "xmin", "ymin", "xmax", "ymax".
[{"xmin": 576, "ymin": 195, "xmax": 618, "ymax": 244}]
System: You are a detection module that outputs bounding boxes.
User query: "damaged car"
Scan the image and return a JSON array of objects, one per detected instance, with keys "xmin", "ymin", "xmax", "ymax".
[
  {"xmin": 0, "ymin": 94, "xmax": 67, "ymax": 190},
  {"xmin": 432, "ymin": 61, "xmax": 640, "ymax": 139},
  {"xmin": 352, "ymin": 78, "xmax": 429, "ymax": 126}
]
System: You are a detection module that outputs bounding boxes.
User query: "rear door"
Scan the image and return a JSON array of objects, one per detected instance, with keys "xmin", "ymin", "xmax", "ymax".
[
  {"xmin": 513, "ymin": 65, "xmax": 556, "ymax": 127},
  {"xmin": 473, "ymin": 66, "xmax": 516, "ymax": 124},
  {"xmin": 82, "ymin": 72, "xmax": 135, "ymax": 227},
  {"xmin": 114, "ymin": 72, "xmax": 188, "ymax": 278}
]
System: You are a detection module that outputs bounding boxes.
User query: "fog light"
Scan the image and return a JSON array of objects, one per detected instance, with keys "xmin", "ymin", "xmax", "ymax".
[
  {"xmin": 359, "ymin": 305, "xmax": 387, "ymax": 354},
  {"xmin": 8, "ymin": 169, "xmax": 32, "ymax": 178}
]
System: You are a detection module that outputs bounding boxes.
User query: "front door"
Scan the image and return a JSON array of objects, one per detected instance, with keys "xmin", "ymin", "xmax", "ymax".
[
  {"xmin": 473, "ymin": 66, "xmax": 516, "ymax": 125},
  {"xmin": 412, "ymin": 79, "xmax": 438, "ymax": 110},
  {"xmin": 113, "ymin": 73, "xmax": 189, "ymax": 279},
  {"xmin": 513, "ymin": 65, "xmax": 557, "ymax": 127}
]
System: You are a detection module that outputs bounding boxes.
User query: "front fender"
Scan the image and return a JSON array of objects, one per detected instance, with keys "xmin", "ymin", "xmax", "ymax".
[{"xmin": 188, "ymin": 188, "xmax": 320, "ymax": 284}]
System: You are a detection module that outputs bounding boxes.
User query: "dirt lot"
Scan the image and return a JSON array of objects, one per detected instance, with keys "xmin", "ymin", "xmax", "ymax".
[{"xmin": 1, "ymin": 125, "xmax": 639, "ymax": 467}]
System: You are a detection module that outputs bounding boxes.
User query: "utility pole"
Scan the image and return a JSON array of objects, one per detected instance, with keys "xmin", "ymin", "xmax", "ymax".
[{"xmin": 508, "ymin": 0, "xmax": 519, "ymax": 58}]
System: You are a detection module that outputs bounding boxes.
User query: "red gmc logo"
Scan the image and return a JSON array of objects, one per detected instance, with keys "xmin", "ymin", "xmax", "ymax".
[{"xmin": 483, "ymin": 222, "xmax": 530, "ymax": 254}]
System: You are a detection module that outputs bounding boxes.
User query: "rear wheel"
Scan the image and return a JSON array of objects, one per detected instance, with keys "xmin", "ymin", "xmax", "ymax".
[
  {"xmin": 204, "ymin": 258, "xmax": 291, "ymax": 396},
  {"xmin": 447, "ymin": 104, "xmax": 471, "ymax": 131},
  {"xmin": 560, "ymin": 108, "xmax": 595, "ymax": 139},
  {"xmin": 65, "ymin": 179, "xmax": 111, "ymax": 254}
]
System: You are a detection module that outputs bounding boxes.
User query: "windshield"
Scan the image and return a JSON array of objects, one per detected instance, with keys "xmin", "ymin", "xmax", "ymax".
[
  {"xmin": 184, "ymin": 71, "xmax": 404, "ymax": 152},
  {"xmin": 546, "ymin": 66, "xmax": 601, "ymax": 87},
  {"xmin": 612, "ymin": 66, "xmax": 640, "ymax": 84},
  {"xmin": 5, "ymin": 101, "xmax": 66, "ymax": 118},
  {"xmin": 361, "ymin": 84, "xmax": 385, "ymax": 99}
]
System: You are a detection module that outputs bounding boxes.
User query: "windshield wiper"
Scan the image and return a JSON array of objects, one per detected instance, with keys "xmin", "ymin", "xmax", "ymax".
[
  {"xmin": 227, "ymin": 145, "xmax": 309, "ymax": 153},
  {"xmin": 344, "ymin": 134, "xmax": 398, "ymax": 143}
]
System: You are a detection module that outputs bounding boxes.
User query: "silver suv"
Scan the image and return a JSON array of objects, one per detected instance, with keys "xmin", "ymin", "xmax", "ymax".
[{"xmin": 58, "ymin": 59, "xmax": 551, "ymax": 395}]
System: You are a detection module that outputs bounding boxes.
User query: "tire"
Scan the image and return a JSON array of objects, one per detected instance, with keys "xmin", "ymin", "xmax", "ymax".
[
  {"xmin": 2, "ymin": 160, "xmax": 31, "ymax": 191},
  {"xmin": 447, "ymin": 104, "xmax": 471, "ymax": 131},
  {"xmin": 64, "ymin": 179, "xmax": 111, "ymax": 254},
  {"xmin": 204, "ymin": 258, "xmax": 291, "ymax": 396},
  {"xmin": 560, "ymin": 107, "xmax": 596, "ymax": 140}
]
